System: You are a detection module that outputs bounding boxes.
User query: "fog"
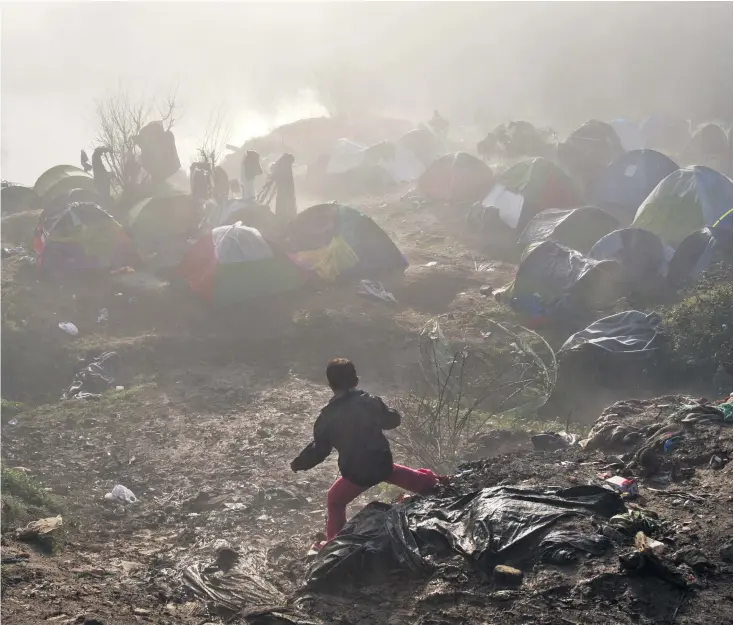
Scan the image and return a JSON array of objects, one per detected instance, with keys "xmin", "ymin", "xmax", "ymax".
[{"xmin": 2, "ymin": 2, "xmax": 731, "ymax": 184}]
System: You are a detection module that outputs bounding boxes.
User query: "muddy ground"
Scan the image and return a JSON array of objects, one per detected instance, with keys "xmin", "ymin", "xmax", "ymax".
[{"xmin": 2, "ymin": 186, "xmax": 732, "ymax": 624}]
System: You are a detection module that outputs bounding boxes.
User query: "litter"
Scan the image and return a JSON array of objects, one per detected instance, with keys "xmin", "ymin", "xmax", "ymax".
[
  {"xmin": 97, "ymin": 308, "xmax": 109, "ymax": 323},
  {"xmin": 63, "ymin": 352, "xmax": 119, "ymax": 401},
  {"xmin": 605, "ymin": 475, "xmax": 638, "ymax": 496},
  {"xmin": 58, "ymin": 322, "xmax": 79, "ymax": 336},
  {"xmin": 531, "ymin": 431, "xmax": 578, "ymax": 451},
  {"xmin": 16, "ymin": 515, "xmax": 63, "ymax": 541},
  {"xmin": 424, "ymin": 261, "xmax": 438, "ymax": 267},
  {"xmin": 539, "ymin": 530, "xmax": 611, "ymax": 564},
  {"xmin": 104, "ymin": 484, "xmax": 138, "ymax": 504},
  {"xmin": 635, "ymin": 531, "xmax": 665, "ymax": 555},
  {"xmin": 609, "ymin": 509, "xmax": 661, "ymax": 536},
  {"xmin": 357, "ymin": 279, "xmax": 397, "ymax": 303},
  {"xmin": 709, "ymin": 455, "xmax": 726, "ymax": 470},
  {"xmin": 493, "ymin": 564, "xmax": 523, "ymax": 587},
  {"xmin": 8, "ymin": 419, "xmax": 18, "ymax": 426}
]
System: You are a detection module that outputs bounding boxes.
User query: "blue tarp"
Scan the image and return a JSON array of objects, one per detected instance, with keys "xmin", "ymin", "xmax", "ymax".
[{"xmin": 593, "ymin": 150, "xmax": 679, "ymax": 224}]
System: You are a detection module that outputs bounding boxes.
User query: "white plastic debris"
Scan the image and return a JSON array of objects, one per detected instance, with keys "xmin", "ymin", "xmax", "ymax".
[
  {"xmin": 357, "ymin": 280, "xmax": 397, "ymax": 303},
  {"xmin": 104, "ymin": 484, "xmax": 138, "ymax": 504},
  {"xmin": 97, "ymin": 308, "xmax": 109, "ymax": 323},
  {"xmin": 58, "ymin": 322, "xmax": 79, "ymax": 336}
]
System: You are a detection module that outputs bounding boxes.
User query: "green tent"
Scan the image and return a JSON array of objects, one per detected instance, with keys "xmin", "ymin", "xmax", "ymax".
[
  {"xmin": 632, "ymin": 166, "xmax": 733, "ymax": 246},
  {"xmin": 127, "ymin": 194, "xmax": 200, "ymax": 243},
  {"xmin": 1, "ymin": 185, "xmax": 37, "ymax": 215},
  {"xmin": 486, "ymin": 157, "xmax": 582, "ymax": 231},
  {"xmin": 33, "ymin": 165, "xmax": 96, "ymax": 206}
]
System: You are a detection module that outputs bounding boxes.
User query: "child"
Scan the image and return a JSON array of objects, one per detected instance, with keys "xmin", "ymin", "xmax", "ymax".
[{"xmin": 290, "ymin": 358, "xmax": 442, "ymax": 547}]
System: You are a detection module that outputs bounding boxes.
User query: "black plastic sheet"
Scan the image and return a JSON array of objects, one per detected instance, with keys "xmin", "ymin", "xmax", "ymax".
[{"xmin": 306, "ymin": 485, "xmax": 624, "ymax": 589}]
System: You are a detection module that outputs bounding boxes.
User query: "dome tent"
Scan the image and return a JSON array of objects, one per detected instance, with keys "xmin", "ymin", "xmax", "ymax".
[
  {"xmin": 593, "ymin": 149, "xmax": 679, "ymax": 224},
  {"xmin": 33, "ymin": 165, "xmax": 97, "ymax": 208},
  {"xmin": 179, "ymin": 224, "xmax": 303, "ymax": 304},
  {"xmin": 33, "ymin": 202, "xmax": 137, "ymax": 275},
  {"xmin": 558, "ymin": 120, "xmax": 624, "ymax": 194},
  {"xmin": 686, "ymin": 123, "xmax": 729, "ymax": 158},
  {"xmin": 281, "ymin": 202, "xmax": 407, "ymax": 282},
  {"xmin": 483, "ymin": 157, "xmax": 582, "ymax": 232},
  {"xmin": 518, "ymin": 207, "xmax": 619, "ymax": 255},
  {"xmin": 632, "ymin": 166, "xmax": 733, "ymax": 246},
  {"xmin": 640, "ymin": 116, "xmax": 691, "ymax": 154},
  {"xmin": 205, "ymin": 200, "xmax": 280, "ymax": 241},
  {"xmin": 609, "ymin": 119, "xmax": 643, "ymax": 152},
  {"xmin": 667, "ymin": 228, "xmax": 722, "ymax": 288},
  {"xmin": 588, "ymin": 228, "xmax": 674, "ymax": 295},
  {"xmin": 1, "ymin": 184, "xmax": 37, "ymax": 215},
  {"xmin": 417, "ymin": 152, "xmax": 494, "ymax": 204}
]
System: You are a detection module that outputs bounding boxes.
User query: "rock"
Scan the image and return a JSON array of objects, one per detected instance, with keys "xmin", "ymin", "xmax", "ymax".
[
  {"xmin": 489, "ymin": 589, "xmax": 519, "ymax": 601},
  {"xmin": 709, "ymin": 455, "xmax": 726, "ymax": 470},
  {"xmin": 493, "ymin": 564, "xmax": 523, "ymax": 588},
  {"xmin": 479, "ymin": 285, "xmax": 493, "ymax": 296},
  {"xmin": 719, "ymin": 541, "xmax": 733, "ymax": 563}
]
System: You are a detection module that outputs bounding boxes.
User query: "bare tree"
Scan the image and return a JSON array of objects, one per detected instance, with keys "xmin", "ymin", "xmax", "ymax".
[
  {"xmin": 92, "ymin": 88, "xmax": 181, "ymax": 194},
  {"xmin": 195, "ymin": 105, "xmax": 231, "ymax": 167}
]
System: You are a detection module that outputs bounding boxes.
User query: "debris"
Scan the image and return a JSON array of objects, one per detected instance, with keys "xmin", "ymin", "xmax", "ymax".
[
  {"xmin": 8, "ymin": 418, "xmax": 18, "ymax": 426},
  {"xmin": 58, "ymin": 322, "xmax": 79, "ymax": 336},
  {"xmin": 424, "ymin": 261, "xmax": 438, "ymax": 267},
  {"xmin": 104, "ymin": 484, "xmax": 137, "ymax": 504},
  {"xmin": 357, "ymin": 279, "xmax": 397, "ymax": 303},
  {"xmin": 62, "ymin": 352, "xmax": 119, "ymax": 401},
  {"xmin": 609, "ymin": 509, "xmax": 661, "ymax": 536},
  {"xmin": 132, "ymin": 608, "xmax": 151, "ymax": 616},
  {"xmin": 605, "ymin": 475, "xmax": 639, "ymax": 496},
  {"xmin": 672, "ymin": 546, "xmax": 714, "ymax": 574},
  {"xmin": 619, "ymin": 549, "xmax": 691, "ymax": 588},
  {"xmin": 2, "ymin": 246, "xmax": 26, "ymax": 257},
  {"xmin": 634, "ymin": 531, "xmax": 665, "ymax": 555},
  {"xmin": 493, "ymin": 565, "xmax": 523, "ymax": 587},
  {"xmin": 531, "ymin": 431, "xmax": 578, "ymax": 451},
  {"xmin": 709, "ymin": 454, "xmax": 726, "ymax": 470},
  {"xmin": 1, "ymin": 553, "xmax": 30, "ymax": 565},
  {"xmin": 479, "ymin": 285, "xmax": 492, "ymax": 296},
  {"xmin": 97, "ymin": 308, "xmax": 109, "ymax": 323},
  {"xmin": 16, "ymin": 515, "xmax": 63, "ymax": 542},
  {"xmin": 539, "ymin": 530, "xmax": 611, "ymax": 564},
  {"xmin": 719, "ymin": 541, "xmax": 733, "ymax": 563}
]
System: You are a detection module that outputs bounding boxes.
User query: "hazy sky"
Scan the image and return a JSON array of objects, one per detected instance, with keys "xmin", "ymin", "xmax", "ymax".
[{"xmin": 2, "ymin": 2, "xmax": 731, "ymax": 185}]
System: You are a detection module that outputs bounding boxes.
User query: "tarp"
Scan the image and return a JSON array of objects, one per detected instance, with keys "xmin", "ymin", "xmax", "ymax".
[
  {"xmin": 281, "ymin": 203, "xmax": 407, "ymax": 282},
  {"xmin": 33, "ymin": 202, "xmax": 137, "ymax": 275},
  {"xmin": 518, "ymin": 206, "xmax": 619, "ymax": 254},
  {"xmin": 178, "ymin": 224, "xmax": 303, "ymax": 304},
  {"xmin": 418, "ymin": 152, "xmax": 494, "ymax": 204},
  {"xmin": 560, "ymin": 311, "xmax": 663, "ymax": 356},
  {"xmin": 558, "ymin": 120, "xmax": 624, "ymax": 194},
  {"xmin": 62, "ymin": 352, "xmax": 119, "ymax": 400},
  {"xmin": 610, "ymin": 119, "xmax": 643, "ymax": 152},
  {"xmin": 205, "ymin": 200, "xmax": 280, "ymax": 241},
  {"xmin": 510, "ymin": 241, "xmax": 623, "ymax": 315},
  {"xmin": 667, "ymin": 228, "xmax": 719, "ymax": 288},
  {"xmin": 632, "ymin": 166, "xmax": 733, "ymax": 246},
  {"xmin": 593, "ymin": 150, "xmax": 679, "ymax": 224},
  {"xmin": 306, "ymin": 485, "xmax": 623, "ymax": 589},
  {"xmin": 588, "ymin": 228, "xmax": 674, "ymax": 293},
  {"xmin": 484, "ymin": 157, "xmax": 582, "ymax": 231}
]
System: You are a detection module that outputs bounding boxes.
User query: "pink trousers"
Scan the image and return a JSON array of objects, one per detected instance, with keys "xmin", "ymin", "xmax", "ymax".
[{"xmin": 325, "ymin": 464, "xmax": 439, "ymax": 540}]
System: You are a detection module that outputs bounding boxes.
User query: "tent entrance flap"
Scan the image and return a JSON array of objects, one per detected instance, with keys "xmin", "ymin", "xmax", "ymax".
[{"xmin": 483, "ymin": 184, "xmax": 525, "ymax": 229}]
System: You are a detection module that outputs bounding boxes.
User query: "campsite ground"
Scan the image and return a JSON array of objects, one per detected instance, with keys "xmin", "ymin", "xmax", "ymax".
[{"xmin": 1, "ymin": 185, "xmax": 732, "ymax": 625}]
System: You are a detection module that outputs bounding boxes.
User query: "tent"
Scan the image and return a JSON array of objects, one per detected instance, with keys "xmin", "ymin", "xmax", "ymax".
[
  {"xmin": 687, "ymin": 123, "xmax": 729, "ymax": 158},
  {"xmin": 632, "ymin": 166, "xmax": 733, "ymax": 246},
  {"xmin": 640, "ymin": 116, "xmax": 691, "ymax": 153},
  {"xmin": 593, "ymin": 150, "xmax": 679, "ymax": 224},
  {"xmin": 667, "ymin": 228, "xmax": 720, "ymax": 288},
  {"xmin": 518, "ymin": 207, "xmax": 619, "ymax": 254},
  {"xmin": 281, "ymin": 203, "xmax": 407, "ymax": 282},
  {"xmin": 483, "ymin": 157, "xmax": 582, "ymax": 231},
  {"xmin": 609, "ymin": 119, "xmax": 643, "ymax": 152},
  {"xmin": 178, "ymin": 224, "xmax": 303, "ymax": 304},
  {"xmin": 323, "ymin": 138, "xmax": 423, "ymax": 184},
  {"xmin": 508, "ymin": 240, "xmax": 623, "ymax": 316},
  {"xmin": 588, "ymin": 228, "xmax": 674, "ymax": 294},
  {"xmin": 397, "ymin": 127, "xmax": 444, "ymax": 166},
  {"xmin": 33, "ymin": 165, "xmax": 97, "ymax": 207},
  {"xmin": 417, "ymin": 152, "xmax": 494, "ymax": 204},
  {"xmin": 33, "ymin": 202, "xmax": 136, "ymax": 274},
  {"xmin": 558, "ymin": 120, "xmax": 624, "ymax": 194},
  {"xmin": 1, "ymin": 185, "xmax": 37, "ymax": 215},
  {"xmin": 204, "ymin": 200, "xmax": 280, "ymax": 241},
  {"xmin": 480, "ymin": 120, "xmax": 551, "ymax": 159}
]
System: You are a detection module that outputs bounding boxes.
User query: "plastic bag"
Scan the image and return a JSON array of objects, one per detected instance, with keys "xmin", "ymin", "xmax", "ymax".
[
  {"xmin": 104, "ymin": 484, "xmax": 137, "ymax": 504},
  {"xmin": 58, "ymin": 322, "xmax": 79, "ymax": 336}
]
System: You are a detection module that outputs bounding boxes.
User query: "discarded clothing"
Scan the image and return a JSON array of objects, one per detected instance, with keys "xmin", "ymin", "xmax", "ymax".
[
  {"xmin": 539, "ymin": 530, "xmax": 611, "ymax": 564},
  {"xmin": 62, "ymin": 352, "xmax": 119, "ymax": 400},
  {"xmin": 609, "ymin": 509, "xmax": 661, "ymax": 536},
  {"xmin": 306, "ymin": 485, "xmax": 624, "ymax": 589},
  {"xmin": 531, "ymin": 431, "xmax": 579, "ymax": 451}
]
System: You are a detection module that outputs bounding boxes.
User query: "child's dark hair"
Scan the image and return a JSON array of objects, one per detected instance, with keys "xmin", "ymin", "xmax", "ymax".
[{"xmin": 326, "ymin": 358, "xmax": 358, "ymax": 391}]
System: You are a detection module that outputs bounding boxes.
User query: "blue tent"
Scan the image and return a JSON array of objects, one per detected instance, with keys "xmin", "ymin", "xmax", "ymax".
[{"xmin": 593, "ymin": 150, "xmax": 679, "ymax": 224}]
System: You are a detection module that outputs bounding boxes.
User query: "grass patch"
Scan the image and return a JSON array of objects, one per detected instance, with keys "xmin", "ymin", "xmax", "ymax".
[{"xmin": 1, "ymin": 468, "xmax": 59, "ymax": 533}]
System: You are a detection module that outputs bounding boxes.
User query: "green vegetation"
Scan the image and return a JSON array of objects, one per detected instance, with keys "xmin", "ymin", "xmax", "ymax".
[{"xmin": 1, "ymin": 468, "xmax": 59, "ymax": 533}]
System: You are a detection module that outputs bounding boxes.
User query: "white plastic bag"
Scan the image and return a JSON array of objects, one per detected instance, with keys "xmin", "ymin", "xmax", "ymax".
[
  {"xmin": 58, "ymin": 322, "xmax": 79, "ymax": 336},
  {"xmin": 104, "ymin": 484, "xmax": 138, "ymax": 504}
]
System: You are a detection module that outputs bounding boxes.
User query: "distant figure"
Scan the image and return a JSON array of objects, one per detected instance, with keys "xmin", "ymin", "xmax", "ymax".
[
  {"xmin": 80, "ymin": 150, "xmax": 92, "ymax": 173},
  {"xmin": 271, "ymin": 153, "xmax": 296, "ymax": 223},
  {"xmin": 213, "ymin": 166, "xmax": 229, "ymax": 206},
  {"xmin": 429, "ymin": 110, "xmax": 449, "ymax": 140},
  {"xmin": 92, "ymin": 147, "xmax": 112, "ymax": 199},
  {"xmin": 190, "ymin": 162, "xmax": 213, "ymax": 204},
  {"xmin": 241, "ymin": 151, "xmax": 263, "ymax": 201}
]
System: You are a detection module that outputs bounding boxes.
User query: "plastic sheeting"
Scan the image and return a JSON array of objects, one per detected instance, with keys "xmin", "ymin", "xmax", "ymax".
[
  {"xmin": 559, "ymin": 310, "xmax": 663, "ymax": 356},
  {"xmin": 212, "ymin": 224, "xmax": 273, "ymax": 265},
  {"xmin": 306, "ymin": 485, "xmax": 624, "ymax": 589},
  {"xmin": 62, "ymin": 352, "xmax": 119, "ymax": 400}
]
